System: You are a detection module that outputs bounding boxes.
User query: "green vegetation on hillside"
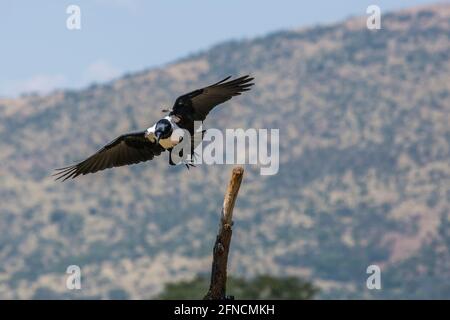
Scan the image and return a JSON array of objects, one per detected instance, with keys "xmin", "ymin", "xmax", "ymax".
[{"xmin": 158, "ymin": 275, "xmax": 318, "ymax": 300}]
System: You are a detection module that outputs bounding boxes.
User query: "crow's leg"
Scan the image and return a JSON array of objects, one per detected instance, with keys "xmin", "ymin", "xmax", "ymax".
[
  {"xmin": 168, "ymin": 148, "xmax": 176, "ymax": 166},
  {"xmin": 168, "ymin": 147, "xmax": 196, "ymax": 169}
]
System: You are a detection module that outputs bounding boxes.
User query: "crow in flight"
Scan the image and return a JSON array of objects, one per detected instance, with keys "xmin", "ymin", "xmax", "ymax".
[{"xmin": 54, "ymin": 75, "xmax": 254, "ymax": 181}]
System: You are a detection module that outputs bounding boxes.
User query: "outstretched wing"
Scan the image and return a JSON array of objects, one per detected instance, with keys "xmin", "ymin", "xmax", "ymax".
[
  {"xmin": 53, "ymin": 131, "xmax": 165, "ymax": 181},
  {"xmin": 171, "ymin": 75, "xmax": 254, "ymax": 122}
]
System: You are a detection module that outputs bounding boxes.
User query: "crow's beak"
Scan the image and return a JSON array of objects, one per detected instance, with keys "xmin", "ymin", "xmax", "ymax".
[{"xmin": 155, "ymin": 133, "xmax": 161, "ymax": 144}]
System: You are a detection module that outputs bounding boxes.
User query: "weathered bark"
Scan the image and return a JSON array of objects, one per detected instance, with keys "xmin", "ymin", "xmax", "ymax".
[{"xmin": 204, "ymin": 166, "xmax": 244, "ymax": 300}]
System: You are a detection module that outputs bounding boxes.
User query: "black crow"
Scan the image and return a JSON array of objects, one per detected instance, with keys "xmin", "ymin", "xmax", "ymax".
[{"xmin": 53, "ymin": 75, "xmax": 254, "ymax": 181}]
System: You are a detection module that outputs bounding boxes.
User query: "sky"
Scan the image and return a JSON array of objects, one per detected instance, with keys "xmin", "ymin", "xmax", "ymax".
[{"xmin": 0, "ymin": 0, "xmax": 440, "ymax": 97}]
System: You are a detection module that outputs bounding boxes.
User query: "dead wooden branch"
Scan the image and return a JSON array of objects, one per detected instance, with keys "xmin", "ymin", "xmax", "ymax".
[{"xmin": 204, "ymin": 166, "xmax": 244, "ymax": 300}]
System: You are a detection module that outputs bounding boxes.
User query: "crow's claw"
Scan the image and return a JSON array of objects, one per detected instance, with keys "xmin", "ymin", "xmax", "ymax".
[{"xmin": 183, "ymin": 160, "xmax": 196, "ymax": 170}]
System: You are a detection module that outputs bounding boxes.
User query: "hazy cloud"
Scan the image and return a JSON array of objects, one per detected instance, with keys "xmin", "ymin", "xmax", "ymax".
[
  {"xmin": 0, "ymin": 74, "xmax": 68, "ymax": 97},
  {"xmin": 0, "ymin": 60, "xmax": 121, "ymax": 98},
  {"xmin": 82, "ymin": 60, "xmax": 121, "ymax": 85}
]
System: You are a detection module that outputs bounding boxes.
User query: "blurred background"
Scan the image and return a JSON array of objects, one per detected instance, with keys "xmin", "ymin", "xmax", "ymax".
[{"xmin": 0, "ymin": 0, "xmax": 449, "ymax": 299}]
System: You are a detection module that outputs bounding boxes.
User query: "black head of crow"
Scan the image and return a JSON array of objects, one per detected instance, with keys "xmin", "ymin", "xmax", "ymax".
[
  {"xmin": 54, "ymin": 75, "xmax": 254, "ymax": 181},
  {"xmin": 154, "ymin": 118, "xmax": 173, "ymax": 144}
]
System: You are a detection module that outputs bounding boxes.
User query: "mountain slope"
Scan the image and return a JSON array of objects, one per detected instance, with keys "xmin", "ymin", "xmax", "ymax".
[{"xmin": 0, "ymin": 4, "xmax": 449, "ymax": 299}]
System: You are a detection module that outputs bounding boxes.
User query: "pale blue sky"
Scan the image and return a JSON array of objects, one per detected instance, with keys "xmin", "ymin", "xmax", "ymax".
[{"xmin": 0, "ymin": 0, "xmax": 439, "ymax": 97}]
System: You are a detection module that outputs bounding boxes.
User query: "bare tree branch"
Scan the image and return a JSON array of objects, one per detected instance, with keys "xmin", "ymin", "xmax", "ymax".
[{"xmin": 204, "ymin": 166, "xmax": 244, "ymax": 300}]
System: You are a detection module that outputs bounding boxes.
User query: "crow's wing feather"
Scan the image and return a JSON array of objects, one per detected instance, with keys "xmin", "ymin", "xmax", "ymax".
[
  {"xmin": 171, "ymin": 75, "xmax": 254, "ymax": 121},
  {"xmin": 53, "ymin": 131, "xmax": 165, "ymax": 181}
]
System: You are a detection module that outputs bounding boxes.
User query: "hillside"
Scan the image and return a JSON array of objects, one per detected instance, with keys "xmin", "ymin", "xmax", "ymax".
[{"xmin": 0, "ymin": 4, "xmax": 449, "ymax": 299}]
